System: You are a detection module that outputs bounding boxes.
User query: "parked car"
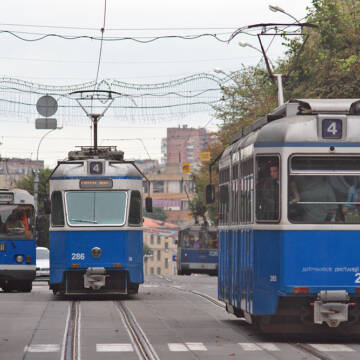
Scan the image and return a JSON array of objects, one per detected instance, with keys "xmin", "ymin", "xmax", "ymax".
[{"xmin": 36, "ymin": 247, "xmax": 49, "ymax": 278}]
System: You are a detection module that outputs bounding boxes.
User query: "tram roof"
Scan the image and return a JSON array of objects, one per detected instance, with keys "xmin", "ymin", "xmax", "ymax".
[
  {"xmin": 50, "ymin": 160, "xmax": 140, "ymax": 179},
  {"xmin": 226, "ymin": 98, "xmax": 360, "ymax": 152},
  {"xmin": 0, "ymin": 188, "xmax": 34, "ymax": 205}
]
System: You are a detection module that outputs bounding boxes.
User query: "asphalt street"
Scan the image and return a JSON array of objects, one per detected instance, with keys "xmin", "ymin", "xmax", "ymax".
[{"xmin": 0, "ymin": 275, "xmax": 359, "ymax": 360}]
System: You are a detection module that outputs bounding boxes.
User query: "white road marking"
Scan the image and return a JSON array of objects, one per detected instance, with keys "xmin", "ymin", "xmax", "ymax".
[
  {"xmin": 238, "ymin": 343, "xmax": 263, "ymax": 351},
  {"xmin": 258, "ymin": 343, "xmax": 280, "ymax": 351},
  {"xmin": 96, "ymin": 344, "xmax": 134, "ymax": 352},
  {"xmin": 185, "ymin": 342, "xmax": 207, "ymax": 351},
  {"xmin": 168, "ymin": 343, "xmax": 207, "ymax": 351},
  {"xmin": 25, "ymin": 344, "xmax": 60, "ymax": 352},
  {"xmin": 168, "ymin": 343, "xmax": 188, "ymax": 351},
  {"xmin": 310, "ymin": 344, "xmax": 355, "ymax": 352},
  {"xmin": 142, "ymin": 284, "xmax": 159, "ymax": 288}
]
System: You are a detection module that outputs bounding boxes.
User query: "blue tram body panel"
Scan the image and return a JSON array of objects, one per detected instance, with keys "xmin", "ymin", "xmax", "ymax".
[
  {"xmin": 0, "ymin": 240, "xmax": 36, "ymax": 266},
  {"xmin": 49, "ymin": 230, "xmax": 143, "ymax": 284},
  {"xmin": 180, "ymin": 249, "xmax": 217, "ymax": 263},
  {"xmin": 219, "ymin": 229, "xmax": 360, "ymax": 316}
]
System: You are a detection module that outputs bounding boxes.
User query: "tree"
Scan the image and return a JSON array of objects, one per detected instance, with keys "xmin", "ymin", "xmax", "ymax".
[
  {"xmin": 16, "ymin": 168, "xmax": 52, "ymax": 248},
  {"xmin": 281, "ymin": 0, "xmax": 360, "ymax": 98}
]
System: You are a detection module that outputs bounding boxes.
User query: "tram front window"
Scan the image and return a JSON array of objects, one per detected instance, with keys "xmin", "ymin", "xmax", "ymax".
[
  {"xmin": 179, "ymin": 230, "xmax": 217, "ymax": 249},
  {"xmin": 0, "ymin": 205, "xmax": 34, "ymax": 239},
  {"xmin": 66, "ymin": 191, "xmax": 127, "ymax": 226},
  {"xmin": 288, "ymin": 156, "xmax": 360, "ymax": 224}
]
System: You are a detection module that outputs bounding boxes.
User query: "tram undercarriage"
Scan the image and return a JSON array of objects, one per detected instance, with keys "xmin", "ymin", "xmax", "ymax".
[
  {"xmin": 50, "ymin": 269, "xmax": 139, "ymax": 295},
  {"xmin": 227, "ymin": 295, "xmax": 360, "ymax": 334}
]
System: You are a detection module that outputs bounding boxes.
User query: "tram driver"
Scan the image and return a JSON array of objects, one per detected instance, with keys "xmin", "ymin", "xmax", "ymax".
[{"xmin": 5, "ymin": 211, "xmax": 26, "ymax": 234}]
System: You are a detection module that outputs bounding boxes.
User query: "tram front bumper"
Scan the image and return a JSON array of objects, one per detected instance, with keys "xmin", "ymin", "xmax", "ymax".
[
  {"xmin": 314, "ymin": 290, "xmax": 350, "ymax": 327},
  {"xmin": 84, "ymin": 267, "xmax": 106, "ymax": 290}
]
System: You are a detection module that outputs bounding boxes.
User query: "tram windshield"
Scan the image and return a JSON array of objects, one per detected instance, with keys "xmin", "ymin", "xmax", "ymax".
[
  {"xmin": 179, "ymin": 229, "xmax": 218, "ymax": 249},
  {"xmin": 0, "ymin": 205, "xmax": 34, "ymax": 239},
  {"xmin": 66, "ymin": 191, "xmax": 127, "ymax": 226},
  {"xmin": 289, "ymin": 156, "xmax": 360, "ymax": 224}
]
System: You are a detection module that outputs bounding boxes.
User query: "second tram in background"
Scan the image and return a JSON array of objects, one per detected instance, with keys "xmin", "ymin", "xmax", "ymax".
[
  {"xmin": 0, "ymin": 188, "xmax": 36, "ymax": 292},
  {"xmin": 47, "ymin": 146, "xmax": 152, "ymax": 295},
  {"xmin": 177, "ymin": 224, "xmax": 218, "ymax": 276},
  {"xmin": 208, "ymin": 99, "xmax": 360, "ymax": 333}
]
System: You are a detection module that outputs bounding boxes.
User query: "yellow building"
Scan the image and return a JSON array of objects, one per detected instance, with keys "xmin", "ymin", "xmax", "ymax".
[{"xmin": 143, "ymin": 217, "xmax": 179, "ymax": 275}]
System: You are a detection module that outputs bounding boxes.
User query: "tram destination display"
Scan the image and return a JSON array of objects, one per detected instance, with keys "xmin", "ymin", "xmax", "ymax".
[{"xmin": 79, "ymin": 179, "xmax": 113, "ymax": 189}]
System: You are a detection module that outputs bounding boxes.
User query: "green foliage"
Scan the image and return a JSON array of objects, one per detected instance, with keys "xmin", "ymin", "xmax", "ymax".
[
  {"xmin": 282, "ymin": 0, "xmax": 360, "ymax": 98},
  {"xmin": 16, "ymin": 168, "xmax": 52, "ymax": 247},
  {"xmin": 144, "ymin": 207, "xmax": 168, "ymax": 221}
]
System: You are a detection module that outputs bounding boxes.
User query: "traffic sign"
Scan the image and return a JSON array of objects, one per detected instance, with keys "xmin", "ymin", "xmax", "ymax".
[
  {"xmin": 200, "ymin": 152, "xmax": 211, "ymax": 162},
  {"xmin": 35, "ymin": 118, "xmax": 57, "ymax": 129},
  {"xmin": 36, "ymin": 95, "xmax": 58, "ymax": 117},
  {"xmin": 182, "ymin": 162, "xmax": 191, "ymax": 174}
]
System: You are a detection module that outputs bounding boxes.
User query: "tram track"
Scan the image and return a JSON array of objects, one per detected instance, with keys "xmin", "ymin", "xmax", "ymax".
[
  {"xmin": 61, "ymin": 301, "xmax": 81, "ymax": 360},
  {"xmin": 114, "ymin": 300, "xmax": 160, "ymax": 360},
  {"xmin": 160, "ymin": 276, "xmax": 340, "ymax": 360}
]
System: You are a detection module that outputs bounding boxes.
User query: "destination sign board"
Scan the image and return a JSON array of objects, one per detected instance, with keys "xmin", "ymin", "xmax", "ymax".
[{"xmin": 79, "ymin": 179, "xmax": 113, "ymax": 189}]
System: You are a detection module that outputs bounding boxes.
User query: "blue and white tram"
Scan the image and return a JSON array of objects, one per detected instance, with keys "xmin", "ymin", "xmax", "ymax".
[
  {"xmin": 0, "ymin": 188, "xmax": 36, "ymax": 292},
  {"xmin": 210, "ymin": 99, "xmax": 360, "ymax": 332},
  {"xmin": 48, "ymin": 147, "xmax": 151, "ymax": 295},
  {"xmin": 177, "ymin": 224, "xmax": 218, "ymax": 276}
]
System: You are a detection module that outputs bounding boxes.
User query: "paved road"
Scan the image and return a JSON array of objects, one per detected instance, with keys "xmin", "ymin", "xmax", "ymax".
[{"xmin": 0, "ymin": 275, "xmax": 359, "ymax": 359}]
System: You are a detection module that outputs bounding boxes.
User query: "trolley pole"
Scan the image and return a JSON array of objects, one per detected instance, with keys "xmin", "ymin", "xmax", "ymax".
[{"xmin": 273, "ymin": 74, "xmax": 284, "ymax": 106}]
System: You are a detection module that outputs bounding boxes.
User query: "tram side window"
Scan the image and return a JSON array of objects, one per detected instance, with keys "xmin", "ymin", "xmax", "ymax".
[
  {"xmin": 256, "ymin": 156, "xmax": 280, "ymax": 222},
  {"xmin": 288, "ymin": 156, "xmax": 360, "ymax": 224},
  {"xmin": 129, "ymin": 191, "xmax": 142, "ymax": 226},
  {"xmin": 219, "ymin": 167, "xmax": 230, "ymax": 225},
  {"xmin": 51, "ymin": 191, "xmax": 64, "ymax": 226}
]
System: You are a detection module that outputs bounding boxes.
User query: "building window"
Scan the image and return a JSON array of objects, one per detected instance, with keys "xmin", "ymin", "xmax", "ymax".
[
  {"xmin": 157, "ymin": 267, "xmax": 161, "ymax": 275},
  {"xmin": 157, "ymin": 235, "xmax": 161, "ymax": 245},
  {"xmin": 153, "ymin": 181, "xmax": 164, "ymax": 193},
  {"xmin": 150, "ymin": 234, "xmax": 154, "ymax": 244},
  {"xmin": 165, "ymin": 258, "xmax": 169, "ymax": 269},
  {"xmin": 157, "ymin": 250, "xmax": 161, "ymax": 261},
  {"xmin": 165, "ymin": 242, "xmax": 168, "ymax": 251},
  {"xmin": 150, "ymin": 267, "xmax": 154, "ymax": 275}
]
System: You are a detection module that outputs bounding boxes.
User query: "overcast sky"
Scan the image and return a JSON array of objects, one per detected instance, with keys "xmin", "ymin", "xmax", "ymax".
[{"xmin": 0, "ymin": 0, "xmax": 313, "ymax": 167}]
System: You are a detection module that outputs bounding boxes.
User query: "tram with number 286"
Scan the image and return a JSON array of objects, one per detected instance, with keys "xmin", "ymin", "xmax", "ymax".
[
  {"xmin": 48, "ymin": 146, "xmax": 152, "ymax": 295},
  {"xmin": 207, "ymin": 99, "xmax": 360, "ymax": 333}
]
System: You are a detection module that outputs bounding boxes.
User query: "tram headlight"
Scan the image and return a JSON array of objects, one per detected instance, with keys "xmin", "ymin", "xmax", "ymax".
[
  {"xmin": 91, "ymin": 247, "xmax": 102, "ymax": 258},
  {"xmin": 15, "ymin": 255, "xmax": 24, "ymax": 263}
]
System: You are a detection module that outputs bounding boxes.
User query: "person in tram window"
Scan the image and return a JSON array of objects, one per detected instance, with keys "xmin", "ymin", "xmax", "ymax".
[
  {"xmin": 260, "ymin": 162, "xmax": 279, "ymax": 220},
  {"xmin": 342, "ymin": 177, "xmax": 360, "ymax": 223},
  {"xmin": 5, "ymin": 211, "xmax": 25, "ymax": 234}
]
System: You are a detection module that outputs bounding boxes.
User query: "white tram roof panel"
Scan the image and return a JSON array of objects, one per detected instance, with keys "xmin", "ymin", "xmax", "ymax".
[
  {"xmin": 50, "ymin": 160, "xmax": 140, "ymax": 178},
  {"xmin": 227, "ymin": 99, "xmax": 360, "ymax": 149},
  {"xmin": 0, "ymin": 188, "xmax": 34, "ymax": 205}
]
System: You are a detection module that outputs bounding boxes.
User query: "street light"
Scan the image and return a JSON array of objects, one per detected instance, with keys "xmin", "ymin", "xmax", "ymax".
[
  {"xmin": 269, "ymin": 4, "xmax": 301, "ymax": 24},
  {"xmin": 34, "ymin": 126, "xmax": 63, "ymax": 216},
  {"xmin": 239, "ymin": 41, "xmax": 262, "ymax": 54}
]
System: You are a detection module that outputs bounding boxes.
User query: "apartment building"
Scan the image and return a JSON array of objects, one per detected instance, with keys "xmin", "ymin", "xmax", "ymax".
[{"xmin": 143, "ymin": 217, "xmax": 179, "ymax": 275}]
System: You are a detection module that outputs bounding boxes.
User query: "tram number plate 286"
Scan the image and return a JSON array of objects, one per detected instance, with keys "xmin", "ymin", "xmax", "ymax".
[
  {"xmin": 89, "ymin": 161, "xmax": 103, "ymax": 175},
  {"xmin": 322, "ymin": 119, "xmax": 342, "ymax": 139}
]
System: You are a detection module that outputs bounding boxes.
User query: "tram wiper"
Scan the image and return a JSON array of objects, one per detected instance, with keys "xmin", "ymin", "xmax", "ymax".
[{"xmin": 71, "ymin": 218, "xmax": 98, "ymax": 224}]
